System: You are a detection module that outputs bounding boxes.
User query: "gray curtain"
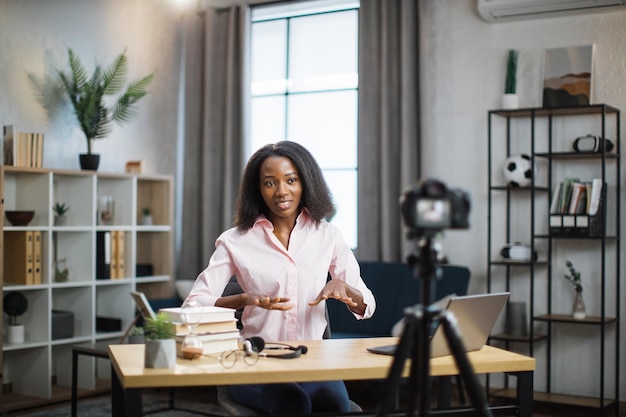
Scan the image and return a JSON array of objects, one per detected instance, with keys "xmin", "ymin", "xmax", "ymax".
[
  {"xmin": 178, "ymin": 5, "xmax": 250, "ymax": 280},
  {"xmin": 357, "ymin": 0, "xmax": 421, "ymax": 262},
  {"xmin": 178, "ymin": 0, "xmax": 420, "ymax": 277}
]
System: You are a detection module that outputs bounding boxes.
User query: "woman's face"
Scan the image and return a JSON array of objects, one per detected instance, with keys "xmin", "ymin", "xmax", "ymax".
[{"xmin": 259, "ymin": 155, "xmax": 302, "ymax": 223}]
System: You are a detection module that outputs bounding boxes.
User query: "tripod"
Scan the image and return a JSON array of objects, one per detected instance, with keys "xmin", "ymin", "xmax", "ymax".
[{"xmin": 376, "ymin": 235, "xmax": 494, "ymax": 417}]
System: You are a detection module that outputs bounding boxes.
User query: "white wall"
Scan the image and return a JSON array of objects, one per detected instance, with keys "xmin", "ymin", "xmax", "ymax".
[
  {"xmin": 421, "ymin": 0, "xmax": 626, "ymax": 400},
  {"xmin": 0, "ymin": 0, "xmax": 187, "ymax": 175}
]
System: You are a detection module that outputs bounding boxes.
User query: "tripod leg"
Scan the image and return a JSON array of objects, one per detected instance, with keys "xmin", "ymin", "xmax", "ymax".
[
  {"xmin": 376, "ymin": 308, "xmax": 419, "ymax": 417},
  {"xmin": 439, "ymin": 311, "xmax": 494, "ymax": 417},
  {"xmin": 405, "ymin": 307, "xmax": 430, "ymax": 417}
]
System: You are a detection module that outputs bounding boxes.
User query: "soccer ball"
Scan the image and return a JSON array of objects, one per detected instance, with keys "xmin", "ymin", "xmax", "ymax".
[{"xmin": 502, "ymin": 154, "xmax": 535, "ymax": 187}]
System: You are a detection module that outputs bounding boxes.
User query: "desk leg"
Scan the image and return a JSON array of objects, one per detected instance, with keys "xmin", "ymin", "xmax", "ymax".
[
  {"xmin": 517, "ymin": 371, "xmax": 533, "ymax": 417},
  {"xmin": 71, "ymin": 349, "xmax": 78, "ymax": 417},
  {"xmin": 437, "ymin": 376, "xmax": 452, "ymax": 408},
  {"xmin": 111, "ymin": 364, "xmax": 142, "ymax": 417}
]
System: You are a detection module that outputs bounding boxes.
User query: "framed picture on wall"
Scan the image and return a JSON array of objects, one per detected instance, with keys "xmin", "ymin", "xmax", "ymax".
[{"xmin": 542, "ymin": 45, "xmax": 595, "ymax": 108}]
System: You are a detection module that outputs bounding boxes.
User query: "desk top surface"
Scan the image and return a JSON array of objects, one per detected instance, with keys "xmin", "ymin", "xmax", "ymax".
[{"xmin": 109, "ymin": 337, "xmax": 535, "ymax": 389}]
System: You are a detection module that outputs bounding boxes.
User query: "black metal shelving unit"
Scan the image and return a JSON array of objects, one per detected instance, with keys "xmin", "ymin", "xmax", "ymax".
[{"xmin": 486, "ymin": 104, "xmax": 620, "ymax": 415}]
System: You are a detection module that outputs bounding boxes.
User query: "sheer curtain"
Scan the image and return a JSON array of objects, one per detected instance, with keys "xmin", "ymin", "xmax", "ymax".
[
  {"xmin": 357, "ymin": 0, "xmax": 421, "ymax": 262},
  {"xmin": 178, "ymin": 5, "xmax": 250, "ymax": 280}
]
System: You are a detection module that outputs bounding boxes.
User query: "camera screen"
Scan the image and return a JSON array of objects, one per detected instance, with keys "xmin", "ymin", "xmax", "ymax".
[{"xmin": 416, "ymin": 199, "xmax": 451, "ymax": 228}]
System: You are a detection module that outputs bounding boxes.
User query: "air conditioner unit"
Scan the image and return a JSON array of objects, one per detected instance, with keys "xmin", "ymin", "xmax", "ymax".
[{"xmin": 478, "ymin": 0, "xmax": 626, "ymax": 22}]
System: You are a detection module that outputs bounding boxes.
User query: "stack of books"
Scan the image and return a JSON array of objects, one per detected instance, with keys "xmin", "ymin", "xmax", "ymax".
[
  {"xmin": 549, "ymin": 178, "xmax": 605, "ymax": 237},
  {"xmin": 550, "ymin": 177, "xmax": 603, "ymax": 215},
  {"xmin": 2, "ymin": 125, "xmax": 44, "ymax": 168},
  {"xmin": 159, "ymin": 305, "xmax": 240, "ymax": 356}
]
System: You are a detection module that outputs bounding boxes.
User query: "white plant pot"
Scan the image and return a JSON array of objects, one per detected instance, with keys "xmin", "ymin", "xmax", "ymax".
[
  {"xmin": 144, "ymin": 339, "xmax": 176, "ymax": 368},
  {"xmin": 502, "ymin": 93, "xmax": 519, "ymax": 109},
  {"xmin": 7, "ymin": 325, "xmax": 25, "ymax": 344},
  {"xmin": 141, "ymin": 215, "xmax": 153, "ymax": 226}
]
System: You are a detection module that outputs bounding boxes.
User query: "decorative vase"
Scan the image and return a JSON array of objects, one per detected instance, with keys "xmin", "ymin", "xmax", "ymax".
[
  {"xmin": 505, "ymin": 301, "xmax": 527, "ymax": 336},
  {"xmin": 144, "ymin": 339, "xmax": 176, "ymax": 368},
  {"xmin": 502, "ymin": 93, "xmax": 519, "ymax": 109},
  {"xmin": 573, "ymin": 289, "xmax": 586, "ymax": 319},
  {"xmin": 54, "ymin": 259, "xmax": 69, "ymax": 283},
  {"xmin": 79, "ymin": 154, "xmax": 100, "ymax": 171},
  {"xmin": 7, "ymin": 325, "xmax": 25, "ymax": 344}
]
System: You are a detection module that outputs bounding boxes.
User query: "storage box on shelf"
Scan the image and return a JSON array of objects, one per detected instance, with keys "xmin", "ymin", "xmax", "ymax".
[
  {"xmin": 486, "ymin": 104, "xmax": 620, "ymax": 414},
  {"xmin": 1, "ymin": 166, "xmax": 173, "ymax": 413}
]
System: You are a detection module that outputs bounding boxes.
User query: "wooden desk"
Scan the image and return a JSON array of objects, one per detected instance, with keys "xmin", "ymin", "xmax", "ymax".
[{"xmin": 109, "ymin": 337, "xmax": 534, "ymax": 416}]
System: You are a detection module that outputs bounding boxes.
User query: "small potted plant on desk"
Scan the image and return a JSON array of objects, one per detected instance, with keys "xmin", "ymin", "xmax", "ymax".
[
  {"xmin": 143, "ymin": 312, "xmax": 176, "ymax": 368},
  {"xmin": 127, "ymin": 326, "xmax": 145, "ymax": 344},
  {"xmin": 3, "ymin": 292, "xmax": 28, "ymax": 344}
]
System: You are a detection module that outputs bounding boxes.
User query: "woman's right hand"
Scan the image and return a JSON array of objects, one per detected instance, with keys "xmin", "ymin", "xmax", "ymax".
[
  {"xmin": 246, "ymin": 294, "xmax": 294, "ymax": 310},
  {"xmin": 216, "ymin": 293, "xmax": 293, "ymax": 310}
]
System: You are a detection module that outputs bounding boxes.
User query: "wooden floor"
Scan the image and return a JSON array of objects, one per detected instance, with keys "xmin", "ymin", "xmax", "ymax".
[{"xmin": 3, "ymin": 383, "xmax": 624, "ymax": 417}]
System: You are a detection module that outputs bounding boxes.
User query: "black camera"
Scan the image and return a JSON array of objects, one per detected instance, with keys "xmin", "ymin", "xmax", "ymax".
[{"xmin": 400, "ymin": 178, "xmax": 470, "ymax": 236}]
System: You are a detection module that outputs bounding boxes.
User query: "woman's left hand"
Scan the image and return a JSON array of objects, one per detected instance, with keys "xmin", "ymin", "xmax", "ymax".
[{"xmin": 309, "ymin": 280, "xmax": 361, "ymax": 311}]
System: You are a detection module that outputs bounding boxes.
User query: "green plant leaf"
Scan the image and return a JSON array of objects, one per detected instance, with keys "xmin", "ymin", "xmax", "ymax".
[{"xmin": 43, "ymin": 47, "xmax": 155, "ymax": 154}]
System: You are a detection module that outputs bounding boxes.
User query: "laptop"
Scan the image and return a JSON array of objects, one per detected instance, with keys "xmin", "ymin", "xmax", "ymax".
[{"xmin": 367, "ymin": 292, "xmax": 510, "ymax": 358}]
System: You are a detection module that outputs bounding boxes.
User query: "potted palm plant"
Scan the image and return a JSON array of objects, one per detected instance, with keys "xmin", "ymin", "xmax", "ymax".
[
  {"xmin": 143, "ymin": 312, "xmax": 176, "ymax": 368},
  {"xmin": 30, "ymin": 48, "xmax": 154, "ymax": 171},
  {"xmin": 3, "ymin": 292, "xmax": 28, "ymax": 344}
]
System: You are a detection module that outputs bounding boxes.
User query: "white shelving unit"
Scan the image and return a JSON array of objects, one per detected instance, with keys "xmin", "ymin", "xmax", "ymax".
[{"xmin": 1, "ymin": 166, "xmax": 173, "ymax": 408}]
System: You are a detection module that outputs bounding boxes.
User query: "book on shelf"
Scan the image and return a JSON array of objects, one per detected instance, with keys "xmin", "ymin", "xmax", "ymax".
[
  {"xmin": 168, "ymin": 319, "xmax": 239, "ymax": 336},
  {"xmin": 3, "ymin": 231, "xmax": 35, "ymax": 285},
  {"xmin": 2, "ymin": 125, "xmax": 44, "ymax": 167},
  {"xmin": 159, "ymin": 305, "xmax": 237, "ymax": 324},
  {"xmin": 588, "ymin": 178, "xmax": 603, "ymax": 215},
  {"xmin": 558, "ymin": 177, "xmax": 580, "ymax": 214},
  {"xmin": 549, "ymin": 182, "xmax": 562, "ymax": 214},
  {"xmin": 567, "ymin": 182, "xmax": 588, "ymax": 214}
]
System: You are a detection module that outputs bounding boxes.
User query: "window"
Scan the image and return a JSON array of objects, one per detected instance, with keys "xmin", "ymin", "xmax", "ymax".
[{"xmin": 249, "ymin": 0, "xmax": 359, "ymax": 248}]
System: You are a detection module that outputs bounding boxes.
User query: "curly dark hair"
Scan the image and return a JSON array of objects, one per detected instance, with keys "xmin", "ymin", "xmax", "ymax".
[{"xmin": 234, "ymin": 141, "xmax": 335, "ymax": 230}]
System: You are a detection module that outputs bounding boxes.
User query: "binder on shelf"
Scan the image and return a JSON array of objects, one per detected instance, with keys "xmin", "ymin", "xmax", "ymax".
[
  {"xmin": 32, "ymin": 231, "xmax": 43, "ymax": 285},
  {"xmin": 110, "ymin": 230, "xmax": 119, "ymax": 279},
  {"xmin": 3, "ymin": 231, "xmax": 35, "ymax": 285},
  {"xmin": 116, "ymin": 231, "xmax": 125, "ymax": 278},
  {"xmin": 96, "ymin": 231, "xmax": 111, "ymax": 279},
  {"xmin": 109, "ymin": 230, "xmax": 126, "ymax": 279}
]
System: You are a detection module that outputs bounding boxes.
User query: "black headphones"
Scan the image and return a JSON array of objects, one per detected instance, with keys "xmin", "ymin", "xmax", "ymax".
[{"xmin": 244, "ymin": 336, "xmax": 308, "ymax": 359}]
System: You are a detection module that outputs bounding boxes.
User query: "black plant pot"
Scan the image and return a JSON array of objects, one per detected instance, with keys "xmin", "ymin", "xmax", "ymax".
[{"xmin": 79, "ymin": 154, "xmax": 100, "ymax": 171}]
